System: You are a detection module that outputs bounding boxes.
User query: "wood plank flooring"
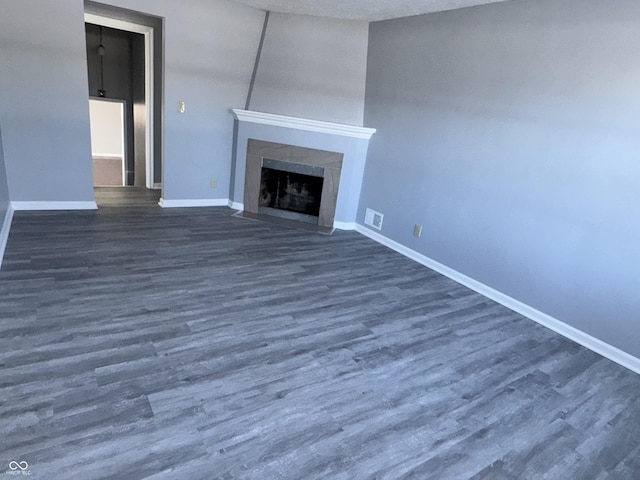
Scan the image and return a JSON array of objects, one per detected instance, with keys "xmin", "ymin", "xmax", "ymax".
[
  {"xmin": 1, "ymin": 206, "xmax": 639, "ymax": 479},
  {"xmin": 94, "ymin": 187, "xmax": 161, "ymax": 208}
]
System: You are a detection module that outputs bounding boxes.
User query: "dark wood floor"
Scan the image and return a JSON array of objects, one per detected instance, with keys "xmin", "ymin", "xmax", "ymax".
[
  {"xmin": 94, "ymin": 186, "xmax": 161, "ymax": 208},
  {"xmin": 1, "ymin": 207, "xmax": 639, "ymax": 479}
]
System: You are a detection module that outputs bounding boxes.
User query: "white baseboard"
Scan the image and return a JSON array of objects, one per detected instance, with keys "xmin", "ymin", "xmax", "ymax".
[
  {"xmin": 153, "ymin": 183, "xmax": 162, "ymax": 190},
  {"xmin": 158, "ymin": 198, "xmax": 229, "ymax": 208},
  {"xmin": 0, "ymin": 203, "xmax": 15, "ymax": 270},
  {"xmin": 333, "ymin": 221, "xmax": 356, "ymax": 231},
  {"xmin": 228, "ymin": 200, "xmax": 244, "ymax": 211},
  {"xmin": 355, "ymin": 224, "xmax": 640, "ymax": 376},
  {"xmin": 12, "ymin": 201, "xmax": 98, "ymax": 211}
]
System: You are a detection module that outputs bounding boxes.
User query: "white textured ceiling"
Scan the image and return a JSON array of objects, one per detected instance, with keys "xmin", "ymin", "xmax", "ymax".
[{"xmin": 230, "ymin": 0, "xmax": 512, "ymax": 21}]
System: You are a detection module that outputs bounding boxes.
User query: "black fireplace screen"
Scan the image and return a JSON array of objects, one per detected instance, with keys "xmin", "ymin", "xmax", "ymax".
[{"xmin": 259, "ymin": 167, "xmax": 324, "ymax": 217}]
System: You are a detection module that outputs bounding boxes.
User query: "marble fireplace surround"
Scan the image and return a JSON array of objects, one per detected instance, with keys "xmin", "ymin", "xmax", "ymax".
[{"xmin": 244, "ymin": 139, "xmax": 343, "ymax": 230}]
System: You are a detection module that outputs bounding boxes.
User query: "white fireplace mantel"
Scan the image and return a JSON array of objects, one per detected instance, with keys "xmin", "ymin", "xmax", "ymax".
[{"xmin": 231, "ymin": 109, "xmax": 376, "ymax": 140}]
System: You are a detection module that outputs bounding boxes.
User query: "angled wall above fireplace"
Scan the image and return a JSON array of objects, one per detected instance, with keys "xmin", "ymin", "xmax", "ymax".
[{"xmin": 244, "ymin": 139, "xmax": 343, "ymax": 231}]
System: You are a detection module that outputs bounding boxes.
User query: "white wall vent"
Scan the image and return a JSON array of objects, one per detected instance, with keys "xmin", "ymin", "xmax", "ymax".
[{"xmin": 364, "ymin": 208, "xmax": 384, "ymax": 230}]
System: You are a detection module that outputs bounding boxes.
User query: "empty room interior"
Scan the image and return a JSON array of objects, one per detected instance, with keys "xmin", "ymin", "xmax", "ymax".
[{"xmin": 1, "ymin": 0, "xmax": 640, "ymax": 478}]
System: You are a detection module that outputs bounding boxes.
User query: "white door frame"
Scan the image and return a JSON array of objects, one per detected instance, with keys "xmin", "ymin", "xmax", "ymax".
[{"xmin": 84, "ymin": 13, "xmax": 155, "ymax": 189}]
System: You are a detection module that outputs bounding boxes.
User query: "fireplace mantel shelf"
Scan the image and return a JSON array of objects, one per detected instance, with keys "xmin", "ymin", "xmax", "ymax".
[{"xmin": 231, "ymin": 109, "xmax": 376, "ymax": 140}]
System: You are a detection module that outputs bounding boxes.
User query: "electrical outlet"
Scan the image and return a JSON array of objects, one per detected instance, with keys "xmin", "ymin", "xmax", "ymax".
[
  {"xmin": 210, "ymin": 178, "xmax": 218, "ymax": 189},
  {"xmin": 413, "ymin": 224, "xmax": 422, "ymax": 238}
]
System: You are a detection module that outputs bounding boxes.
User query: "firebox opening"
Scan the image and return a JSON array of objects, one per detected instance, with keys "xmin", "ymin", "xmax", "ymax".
[{"xmin": 259, "ymin": 166, "xmax": 324, "ymax": 218}]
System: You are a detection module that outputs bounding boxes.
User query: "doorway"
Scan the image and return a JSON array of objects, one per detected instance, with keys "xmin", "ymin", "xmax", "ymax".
[
  {"xmin": 86, "ymin": 22, "xmax": 144, "ymax": 188},
  {"xmin": 84, "ymin": 4, "xmax": 162, "ymax": 196}
]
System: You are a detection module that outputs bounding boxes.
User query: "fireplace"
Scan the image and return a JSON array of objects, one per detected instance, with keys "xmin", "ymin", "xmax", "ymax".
[
  {"xmin": 230, "ymin": 109, "xmax": 377, "ymax": 230},
  {"xmin": 242, "ymin": 139, "xmax": 343, "ymax": 233}
]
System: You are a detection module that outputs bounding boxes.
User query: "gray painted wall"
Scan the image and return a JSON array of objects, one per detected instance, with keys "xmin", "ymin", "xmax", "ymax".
[
  {"xmin": 98, "ymin": 0, "xmax": 265, "ymax": 201},
  {"xmin": 360, "ymin": 0, "xmax": 640, "ymax": 357},
  {"xmin": 0, "ymin": 0, "xmax": 95, "ymax": 202},
  {"xmin": 0, "ymin": 0, "xmax": 368, "ymax": 204},
  {"xmin": 0, "ymin": 0, "xmax": 264, "ymax": 203},
  {"xmin": 249, "ymin": 13, "xmax": 369, "ymax": 126}
]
